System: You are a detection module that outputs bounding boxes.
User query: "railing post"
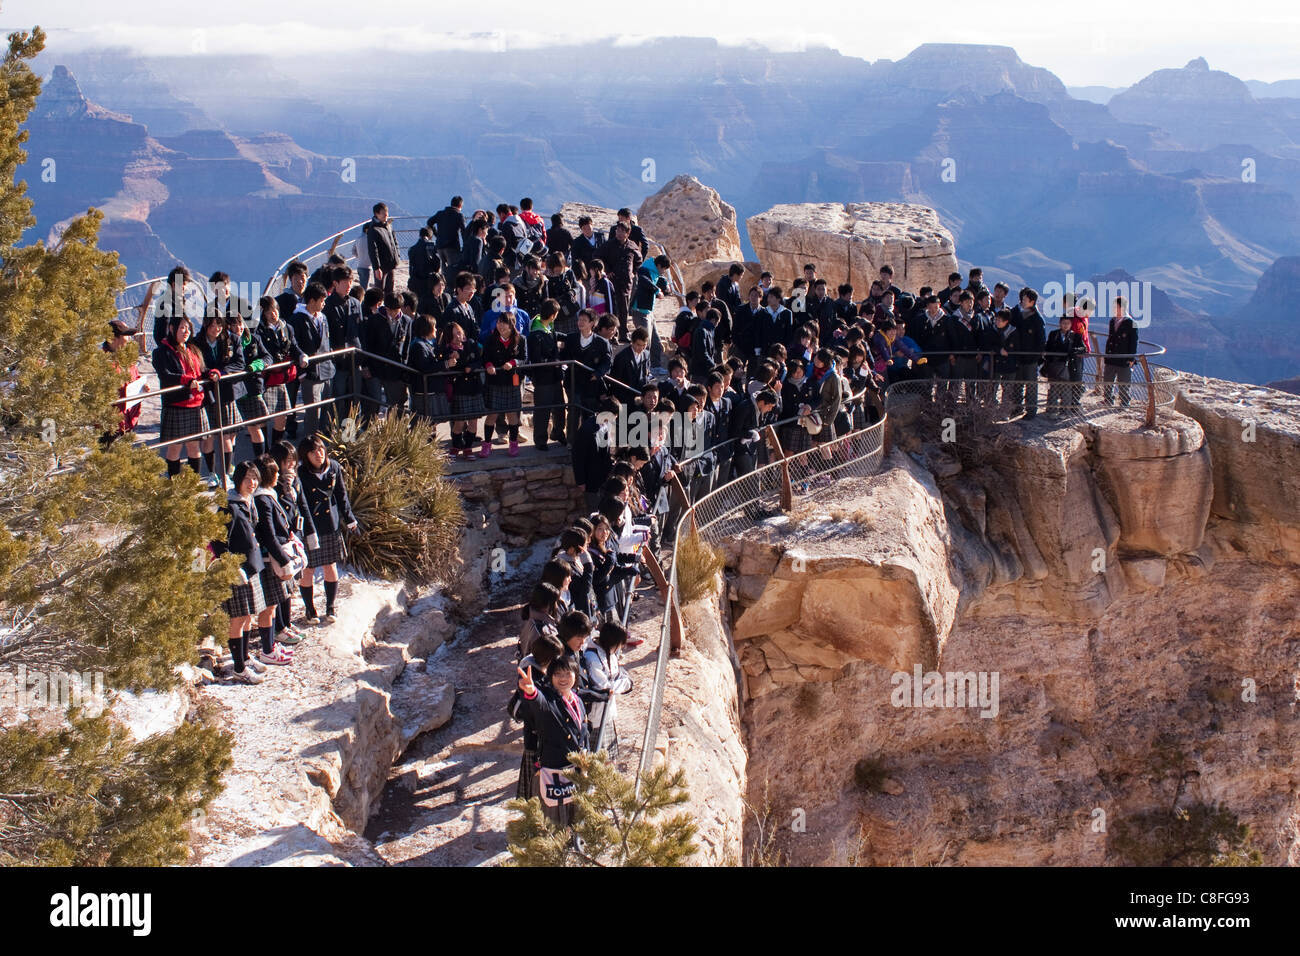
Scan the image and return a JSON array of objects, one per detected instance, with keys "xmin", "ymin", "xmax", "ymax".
[
  {"xmin": 213, "ymin": 383, "xmax": 226, "ymax": 487},
  {"xmin": 670, "ymin": 474, "xmax": 696, "ymax": 536},
  {"xmin": 1138, "ymin": 354, "xmax": 1156, "ymax": 427},
  {"xmin": 764, "ymin": 424, "xmax": 793, "ymax": 512}
]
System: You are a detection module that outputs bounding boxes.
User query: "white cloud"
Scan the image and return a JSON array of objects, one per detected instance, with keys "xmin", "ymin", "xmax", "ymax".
[{"xmin": 3, "ymin": 0, "xmax": 1299, "ymax": 85}]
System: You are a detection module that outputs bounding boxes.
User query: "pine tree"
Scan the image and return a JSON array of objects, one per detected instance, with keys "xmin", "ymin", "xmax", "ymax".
[
  {"xmin": 506, "ymin": 751, "xmax": 698, "ymax": 866},
  {"xmin": 0, "ymin": 26, "xmax": 235, "ymax": 864}
]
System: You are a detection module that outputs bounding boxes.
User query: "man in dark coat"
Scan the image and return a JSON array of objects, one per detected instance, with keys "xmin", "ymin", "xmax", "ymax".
[
  {"xmin": 407, "ymin": 227, "xmax": 443, "ymax": 315},
  {"xmin": 430, "ymin": 196, "xmax": 465, "ymax": 283},
  {"xmin": 599, "ymin": 222, "xmax": 642, "ymax": 336},
  {"xmin": 322, "ymin": 266, "xmax": 363, "ymax": 420},
  {"xmin": 1009, "ymin": 288, "xmax": 1046, "ymax": 418},
  {"xmin": 365, "ymin": 203, "xmax": 400, "ymax": 294}
]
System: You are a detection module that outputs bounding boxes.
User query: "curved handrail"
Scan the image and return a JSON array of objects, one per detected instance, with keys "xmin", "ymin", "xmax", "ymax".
[
  {"xmin": 635, "ymin": 357, "xmax": 1181, "ymax": 788},
  {"xmin": 635, "ymin": 415, "xmax": 888, "ymax": 788}
]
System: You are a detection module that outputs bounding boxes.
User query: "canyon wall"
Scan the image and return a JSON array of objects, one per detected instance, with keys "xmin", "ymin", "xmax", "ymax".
[{"xmin": 721, "ymin": 386, "xmax": 1300, "ymax": 865}]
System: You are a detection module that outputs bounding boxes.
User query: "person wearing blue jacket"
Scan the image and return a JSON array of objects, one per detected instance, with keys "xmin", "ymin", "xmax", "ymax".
[{"xmin": 477, "ymin": 281, "xmax": 530, "ymax": 343}]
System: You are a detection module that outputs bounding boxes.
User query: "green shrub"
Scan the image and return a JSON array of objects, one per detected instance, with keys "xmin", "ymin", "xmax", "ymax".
[
  {"xmin": 506, "ymin": 751, "xmax": 697, "ymax": 866},
  {"xmin": 326, "ymin": 407, "xmax": 464, "ymax": 584}
]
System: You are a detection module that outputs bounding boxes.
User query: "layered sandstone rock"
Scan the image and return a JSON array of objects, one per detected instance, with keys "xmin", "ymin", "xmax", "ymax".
[
  {"xmin": 651, "ymin": 587, "xmax": 747, "ymax": 865},
  {"xmin": 1175, "ymin": 377, "xmax": 1300, "ymax": 563},
  {"xmin": 747, "ymin": 202, "xmax": 958, "ymax": 292},
  {"xmin": 637, "ymin": 175, "xmax": 743, "ymax": 267},
  {"xmin": 722, "ymin": 395, "xmax": 1300, "ymax": 866}
]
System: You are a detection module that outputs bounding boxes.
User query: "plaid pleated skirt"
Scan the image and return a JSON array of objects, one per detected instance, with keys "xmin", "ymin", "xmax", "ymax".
[
  {"xmin": 259, "ymin": 566, "xmax": 288, "ymax": 606},
  {"xmin": 159, "ymin": 404, "xmax": 209, "ymax": 443},
  {"xmin": 208, "ymin": 399, "xmax": 243, "ymax": 433},
  {"xmin": 412, "ymin": 390, "xmax": 451, "ymax": 421},
  {"xmin": 307, "ymin": 529, "xmax": 346, "ymax": 568},
  {"xmin": 485, "ymin": 382, "xmax": 522, "ymax": 413},
  {"xmin": 516, "ymin": 749, "xmax": 540, "ymax": 800},
  {"xmin": 780, "ymin": 422, "xmax": 812, "ymax": 454},
  {"xmin": 450, "ymin": 392, "xmax": 485, "ymax": 418},
  {"xmin": 263, "ymin": 385, "xmax": 292, "ymax": 417},
  {"xmin": 237, "ymin": 394, "xmax": 269, "ymax": 423},
  {"xmin": 222, "ymin": 573, "xmax": 268, "ymax": 618}
]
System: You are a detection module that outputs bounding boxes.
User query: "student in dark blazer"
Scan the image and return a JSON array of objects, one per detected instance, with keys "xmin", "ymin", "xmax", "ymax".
[
  {"xmin": 289, "ymin": 282, "xmax": 336, "ymax": 436},
  {"xmin": 366, "ymin": 292, "xmax": 413, "ymax": 414},
  {"xmin": 515, "ymin": 655, "xmax": 591, "ymax": 824},
  {"xmin": 251, "ymin": 456, "xmax": 296, "ymax": 667},
  {"xmin": 562, "ymin": 308, "xmax": 613, "ymax": 446},
  {"xmin": 213, "ymin": 462, "xmax": 266, "ymax": 684},
  {"xmin": 296, "ymin": 433, "xmax": 357, "ymax": 626},
  {"xmin": 609, "ymin": 328, "xmax": 653, "ymax": 402}
]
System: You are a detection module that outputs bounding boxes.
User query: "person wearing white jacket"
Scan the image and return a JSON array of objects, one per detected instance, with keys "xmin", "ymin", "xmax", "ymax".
[{"xmin": 582, "ymin": 621, "xmax": 634, "ymax": 756}]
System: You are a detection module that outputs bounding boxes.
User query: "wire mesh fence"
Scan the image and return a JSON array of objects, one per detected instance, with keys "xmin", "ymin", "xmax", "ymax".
[{"xmin": 635, "ymin": 416, "xmax": 888, "ymax": 788}]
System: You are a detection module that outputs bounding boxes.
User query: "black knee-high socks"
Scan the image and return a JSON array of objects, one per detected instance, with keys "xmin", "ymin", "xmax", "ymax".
[
  {"xmin": 259, "ymin": 626, "xmax": 274, "ymax": 655},
  {"xmin": 188, "ymin": 458, "xmax": 202, "ymax": 475},
  {"xmin": 300, "ymin": 585, "xmax": 316, "ymax": 618},
  {"xmin": 483, "ymin": 422, "xmax": 495, "ymax": 442},
  {"xmin": 228, "ymin": 633, "xmax": 247, "ymax": 671},
  {"xmin": 324, "ymin": 580, "xmax": 338, "ymax": 615},
  {"xmin": 167, "ymin": 459, "xmax": 182, "ymax": 478},
  {"xmin": 508, "ymin": 424, "xmax": 520, "ymax": 442}
]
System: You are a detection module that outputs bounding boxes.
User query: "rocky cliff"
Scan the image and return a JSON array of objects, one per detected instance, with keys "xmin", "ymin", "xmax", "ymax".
[
  {"xmin": 747, "ymin": 202, "xmax": 958, "ymax": 292},
  {"xmin": 709, "ymin": 384, "xmax": 1300, "ymax": 866}
]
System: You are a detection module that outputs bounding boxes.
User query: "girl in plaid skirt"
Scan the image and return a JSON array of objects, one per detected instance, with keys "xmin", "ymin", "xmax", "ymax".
[
  {"xmin": 237, "ymin": 313, "xmax": 274, "ymax": 458},
  {"xmin": 197, "ymin": 313, "xmax": 245, "ymax": 486},
  {"xmin": 214, "ymin": 461, "xmax": 268, "ymax": 684},
  {"xmin": 254, "ymin": 295, "xmax": 306, "ymax": 452},
  {"xmin": 481, "ymin": 312, "xmax": 526, "ymax": 458},
  {"xmin": 440, "ymin": 321, "xmax": 485, "ymax": 460},
  {"xmin": 270, "ymin": 440, "xmax": 315, "ymax": 646},
  {"xmin": 508, "ymin": 632, "xmax": 564, "ymax": 801},
  {"xmin": 408, "ymin": 315, "xmax": 450, "ymax": 436},
  {"xmin": 297, "ymin": 434, "xmax": 357, "ymax": 625},
  {"xmin": 250, "ymin": 456, "xmax": 298, "ymax": 667},
  {"xmin": 152, "ymin": 314, "xmax": 209, "ymax": 479}
]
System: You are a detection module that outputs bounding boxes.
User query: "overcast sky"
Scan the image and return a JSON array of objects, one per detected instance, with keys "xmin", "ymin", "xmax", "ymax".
[{"xmin": 3, "ymin": 0, "xmax": 1298, "ymax": 87}]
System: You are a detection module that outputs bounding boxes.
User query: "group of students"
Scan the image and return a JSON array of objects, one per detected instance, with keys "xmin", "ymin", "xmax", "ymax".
[
  {"xmin": 208, "ymin": 434, "xmax": 357, "ymax": 684},
  {"xmin": 507, "ymin": 498, "xmax": 659, "ymax": 822}
]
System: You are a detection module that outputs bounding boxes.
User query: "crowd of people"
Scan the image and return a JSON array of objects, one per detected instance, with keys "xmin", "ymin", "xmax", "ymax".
[{"xmin": 105, "ymin": 194, "xmax": 1147, "ymax": 697}]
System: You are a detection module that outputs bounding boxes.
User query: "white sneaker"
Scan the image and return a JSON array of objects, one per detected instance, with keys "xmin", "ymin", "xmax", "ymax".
[
  {"xmin": 245, "ymin": 656, "xmax": 268, "ymax": 673},
  {"xmin": 231, "ymin": 666, "xmax": 264, "ymax": 684},
  {"xmin": 257, "ymin": 646, "xmax": 293, "ymax": 666}
]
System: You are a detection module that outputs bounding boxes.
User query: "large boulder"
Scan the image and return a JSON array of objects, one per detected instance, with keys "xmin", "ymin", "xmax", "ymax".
[
  {"xmin": 637, "ymin": 175, "xmax": 743, "ymax": 267},
  {"xmin": 747, "ymin": 202, "xmax": 957, "ymax": 293}
]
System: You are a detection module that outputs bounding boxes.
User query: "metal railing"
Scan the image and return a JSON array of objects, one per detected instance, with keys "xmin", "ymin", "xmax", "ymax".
[
  {"xmin": 633, "ymin": 353, "xmax": 1180, "ymax": 789},
  {"xmin": 635, "ymin": 415, "xmax": 888, "ymax": 789}
]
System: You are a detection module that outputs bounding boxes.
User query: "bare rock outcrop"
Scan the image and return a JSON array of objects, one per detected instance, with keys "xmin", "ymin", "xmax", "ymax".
[
  {"xmin": 194, "ymin": 582, "xmax": 455, "ymax": 866},
  {"xmin": 652, "ymin": 587, "xmax": 747, "ymax": 866},
  {"xmin": 1175, "ymin": 377, "xmax": 1300, "ymax": 564},
  {"xmin": 637, "ymin": 174, "xmax": 743, "ymax": 267},
  {"xmin": 747, "ymin": 202, "xmax": 958, "ymax": 291},
  {"xmin": 725, "ymin": 394, "xmax": 1300, "ymax": 866}
]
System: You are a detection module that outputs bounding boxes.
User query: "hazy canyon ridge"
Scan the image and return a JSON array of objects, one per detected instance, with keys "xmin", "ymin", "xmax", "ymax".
[{"xmin": 14, "ymin": 37, "xmax": 1300, "ymax": 385}]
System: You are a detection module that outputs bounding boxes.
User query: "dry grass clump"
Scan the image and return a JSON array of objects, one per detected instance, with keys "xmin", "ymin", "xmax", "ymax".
[
  {"xmin": 326, "ymin": 408, "xmax": 464, "ymax": 584},
  {"xmin": 674, "ymin": 531, "xmax": 724, "ymax": 604}
]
